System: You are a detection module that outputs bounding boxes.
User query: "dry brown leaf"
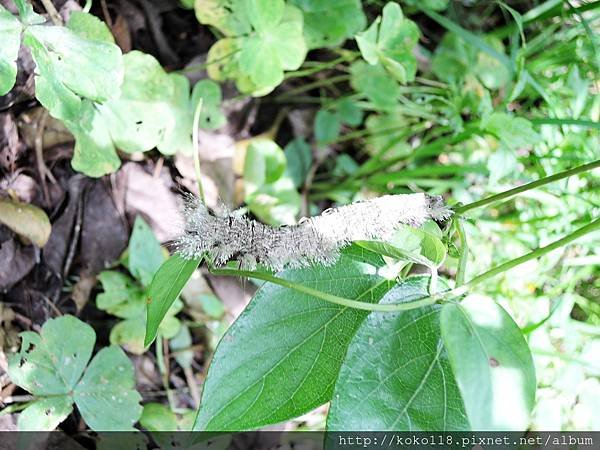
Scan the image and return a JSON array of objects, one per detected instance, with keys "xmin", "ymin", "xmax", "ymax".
[{"xmin": 0, "ymin": 199, "xmax": 51, "ymax": 247}]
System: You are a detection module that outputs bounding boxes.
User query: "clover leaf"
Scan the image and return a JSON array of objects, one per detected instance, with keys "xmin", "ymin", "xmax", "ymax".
[
  {"xmin": 191, "ymin": 79, "xmax": 226, "ymax": 130},
  {"xmin": 355, "ymin": 2, "xmax": 419, "ymax": 84},
  {"xmin": 7, "ymin": 315, "xmax": 142, "ymax": 431},
  {"xmin": 23, "ymin": 21, "xmax": 124, "ymax": 122},
  {"xmin": 97, "ymin": 217, "xmax": 182, "ymax": 354},
  {"xmin": 243, "ymin": 138, "xmax": 301, "ymax": 225},
  {"xmin": 289, "ymin": 0, "xmax": 365, "ymax": 49},
  {"xmin": 199, "ymin": 0, "xmax": 307, "ymax": 95},
  {"xmin": 350, "ymin": 61, "xmax": 400, "ymax": 110}
]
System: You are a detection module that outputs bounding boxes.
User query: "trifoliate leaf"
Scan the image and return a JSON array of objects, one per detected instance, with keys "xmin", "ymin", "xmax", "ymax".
[
  {"xmin": 69, "ymin": 101, "xmax": 121, "ymax": 177},
  {"xmin": 127, "ymin": 216, "xmax": 165, "ymax": 287},
  {"xmin": 350, "ymin": 61, "xmax": 399, "ymax": 110},
  {"xmin": 73, "ymin": 346, "xmax": 142, "ymax": 430},
  {"xmin": 195, "ymin": 0, "xmax": 251, "ymax": 36},
  {"xmin": 199, "ymin": 1, "xmax": 306, "ymax": 96},
  {"xmin": 67, "ymin": 11, "xmax": 115, "ymax": 43},
  {"xmin": 289, "ymin": 0, "xmax": 365, "ymax": 49},
  {"xmin": 97, "ymin": 51, "xmax": 177, "ymax": 153},
  {"xmin": 481, "ymin": 112, "xmax": 540, "ymax": 149},
  {"xmin": 7, "ymin": 315, "xmax": 142, "ymax": 431},
  {"xmin": 191, "ymin": 79, "xmax": 226, "ymax": 130},
  {"xmin": 284, "ymin": 138, "xmax": 312, "ymax": 188},
  {"xmin": 355, "ymin": 2, "xmax": 419, "ymax": 83},
  {"xmin": 25, "ymin": 24, "xmax": 123, "ymax": 103}
]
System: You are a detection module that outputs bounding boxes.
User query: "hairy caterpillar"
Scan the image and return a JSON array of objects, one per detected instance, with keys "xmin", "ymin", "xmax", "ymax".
[{"xmin": 176, "ymin": 193, "xmax": 452, "ymax": 271}]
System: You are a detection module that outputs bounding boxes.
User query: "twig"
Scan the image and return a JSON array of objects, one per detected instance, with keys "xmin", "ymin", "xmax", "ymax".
[
  {"xmin": 39, "ymin": 0, "xmax": 62, "ymax": 25},
  {"xmin": 34, "ymin": 110, "xmax": 50, "ymax": 205}
]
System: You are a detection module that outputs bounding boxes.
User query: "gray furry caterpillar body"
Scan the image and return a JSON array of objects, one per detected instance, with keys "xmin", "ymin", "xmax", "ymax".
[{"xmin": 176, "ymin": 193, "xmax": 452, "ymax": 271}]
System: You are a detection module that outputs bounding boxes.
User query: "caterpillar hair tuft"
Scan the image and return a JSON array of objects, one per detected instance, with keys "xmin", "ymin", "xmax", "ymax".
[{"xmin": 176, "ymin": 193, "xmax": 452, "ymax": 271}]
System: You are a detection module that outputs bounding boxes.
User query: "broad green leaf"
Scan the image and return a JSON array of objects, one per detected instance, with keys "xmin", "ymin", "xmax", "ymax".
[
  {"xmin": 431, "ymin": 32, "xmax": 510, "ymax": 90},
  {"xmin": 314, "ymin": 109, "xmax": 341, "ymax": 144},
  {"xmin": 141, "ymin": 403, "xmax": 195, "ymax": 431},
  {"xmin": 73, "ymin": 346, "xmax": 142, "ymax": 430},
  {"xmin": 7, "ymin": 315, "xmax": 142, "ymax": 431},
  {"xmin": 405, "ymin": 0, "xmax": 448, "ymax": 10},
  {"xmin": 284, "ymin": 138, "xmax": 312, "ymax": 188},
  {"xmin": 25, "ymin": 24, "xmax": 123, "ymax": 103},
  {"xmin": 170, "ymin": 325, "xmax": 194, "ymax": 369},
  {"xmin": 195, "ymin": 293, "xmax": 226, "ymax": 319},
  {"xmin": 245, "ymin": 176, "xmax": 301, "ymax": 226},
  {"xmin": 67, "ymin": 11, "xmax": 115, "ymax": 43},
  {"xmin": 242, "ymin": 138, "xmax": 301, "ymax": 224},
  {"xmin": 350, "ymin": 61, "xmax": 399, "ymax": 110},
  {"xmin": 24, "ymin": 32, "xmax": 82, "ymax": 122},
  {"xmin": 127, "ymin": 216, "xmax": 165, "ymax": 287},
  {"xmin": 440, "ymin": 296, "xmax": 536, "ymax": 431},
  {"xmin": 97, "ymin": 51, "xmax": 177, "ymax": 153},
  {"xmin": 111, "ymin": 312, "xmax": 182, "ymax": 354},
  {"xmin": 327, "ymin": 277, "xmax": 468, "ymax": 430},
  {"xmin": 0, "ymin": 198, "xmax": 51, "ymax": 247},
  {"xmin": 191, "ymin": 79, "xmax": 226, "ymax": 130},
  {"xmin": 487, "ymin": 146, "xmax": 518, "ymax": 184},
  {"xmin": 157, "ymin": 73, "xmax": 194, "ymax": 155},
  {"xmin": 364, "ymin": 113, "xmax": 410, "ymax": 158},
  {"xmin": 239, "ymin": 36, "xmax": 283, "ymax": 89},
  {"xmin": 243, "ymin": 139, "xmax": 288, "ymax": 193},
  {"xmin": 290, "ymin": 0, "xmax": 365, "ymax": 49},
  {"xmin": 96, "ymin": 271, "xmax": 146, "ymax": 318},
  {"xmin": 194, "ymin": 0, "xmax": 251, "ymax": 36},
  {"xmin": 474, "ymin": 37, "xmax": 511, "ymax": 90},
  {"xmin": 69, "ymin": 101, "xmax": 121, "ymax": 177},
  {"xmin": 145, "ymin": 254, "xmax": 201, "ymax": 347},
  {"xmin": 203, "ymin": 3, "xmax": 306, "ymax": 96},
  {"xmin": 206, "ymin": 38, "xmax": 242, "ymax": 81},
  {"xmin": 391, "ymin": 224, "xmax": 447, "ymax": 267},
  {"xmin": 193, "ymin": 246, "xmax": 395, "ymax": 431},
  {"xmin": 247, "ymin": 0, "xmax": 284, "ymax": 31},
  {"xmin": 335, "ymin": 98, "xmax": 363, "ymax": 126},
  {"xmin": 8, "ymin": 316, "xmax": 95, "ymax": 396},
  {"xmin": 481, "ymin": 112, "xmax": 540, "ymax": 150},
  {"xmin": 431, "ymin": 32, "xmax": 477, "ymax": 84},
  {"xmin": 0, "ymin": 6, "xmax": 22, "ymax": 95},
  {"xmin": 18, "ymin": 397, "xmax": 73, "ymax": 431},
  {"xmin": 356, "ymin": 240, "xmax": 433, "ymax": 269},
  {"xmin": 264, "ymin": 4, "xmax": 306, "ymax": 71},
  {"xmin": 355, "ymin": 2, "xmax": 419, "ymax": 83}
]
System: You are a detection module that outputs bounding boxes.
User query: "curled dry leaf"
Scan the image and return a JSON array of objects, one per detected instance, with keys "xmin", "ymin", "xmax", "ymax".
[{"xmin": 0, "ymin": 198, "xmax": 51, "ymax": 247}]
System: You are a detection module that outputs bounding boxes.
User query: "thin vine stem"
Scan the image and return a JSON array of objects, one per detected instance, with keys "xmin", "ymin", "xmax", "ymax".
[
  {"xmin": 192, "ymin": 98, "xmax": 205, "ymax": 202},
  {"xmin": 454, "ymin": 159, "xmax": 600, "ymax": 214},
  {"xmin": 208, "ymin": 216, "xmax": 599, "ymax": 312},
  {"xmin": 208, "ymin": 267, "xmax": 439, "ymax": 312},
  {"xmin": 454, "ymin": 218, "xmax": 469, "ymax": 286},
  {"xmin": 462, "ymin": 216, "xmax": 600, "ymax": 289}
]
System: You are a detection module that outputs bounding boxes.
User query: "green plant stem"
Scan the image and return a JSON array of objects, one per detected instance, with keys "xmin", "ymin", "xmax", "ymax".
[
  {"xmin": 155, "ymin": 335, "xmax": 176, "ymax": 411},
  {"xmin": 284, "ymin": 55, "xmax": 353, "ymax": 79},
  {"xmin": 454, "ymin": 218, "xmax": 469, "ymax": 286},
  {"xmin": 192, "ymin": 99, "xmax": 205, "ymax": 202},
  {"xmin": 208, "ymin": 267, "xmax": 438, "ymax": 312},
  {"xmin": 463, "ymin": 217, "xmax": 600, "ymax": 290},
  {"xmin": 276, "ymin": 74, "xmax": 350, "ymax": 100},
  {"xmin": 209, "ymin": 216, "xmax": 599, "ymax": 312},
  {"xmin": 530, "ymin": 118, "xmax": 600, "ymax": 130},
  {"xmin": 454, "ymin": 159, "xmax": 600, "ymax": 214}
]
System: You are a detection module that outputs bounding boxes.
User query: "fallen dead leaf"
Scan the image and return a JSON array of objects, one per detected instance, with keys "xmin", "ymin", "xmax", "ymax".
[{"xmin": 0, "ymin": 198, "xmax": 51, "ymax": 247}]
